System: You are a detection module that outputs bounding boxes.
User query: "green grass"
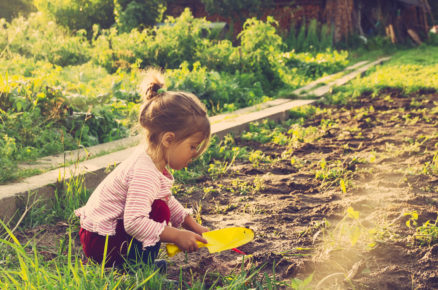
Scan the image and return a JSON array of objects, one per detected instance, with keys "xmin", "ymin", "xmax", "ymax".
[
  {"xmin": 0, "ymin": 219, "xmax": 170, "ymax": 289},
  {"xmin": 0, "ymin": 219, "xmax": 289, "ymax": 289},
  {"xmin": 326, "ymin": 46, "xmax": 438, "ymax": 104}
]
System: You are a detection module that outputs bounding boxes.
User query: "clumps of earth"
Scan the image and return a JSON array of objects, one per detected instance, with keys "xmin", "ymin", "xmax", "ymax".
[{"xmin": 16, "ymin": 89, "xmax": 438, "ymax": 289}]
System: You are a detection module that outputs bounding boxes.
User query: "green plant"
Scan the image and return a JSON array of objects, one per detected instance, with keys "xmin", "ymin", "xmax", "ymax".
[
  {"xmin": 241, "ymin": 119, "xmax": 284, "ymax": 144},
  {"xmin": 290, "ymin": 273, "xmax": 314, "ymax": 290},
  {"xmin": 248, "ymin": 150, "xmax": 271, "ymax": 168},
  {"xmin": 329, "ymin": 46, "xmax": 438, "ymax": 102},
  {"xmin": 149, "ymin": 8, "xmax": 209, "ymax": 69},
  {"xmin": 195, "ymin": 39, "xmax": 241, "ymax": 73},
  {"xmin": 281, "ymin": 49, "xmax": 349, "ymax": 79},
  {"xmin": 229, "ymin": 176, "xmax": 265, "ymax": 195},
  {"xmin": 0, "ymin": 220, "xmax": 165, "ymax": 288},
  {"xmin": 0, "ymin": 75, "xmax": 131, "ymax": 181},
  {"xmin": 207, "ymin": 157, "xmax": 237, "ymax": 179},
  {"xmin": 414, "ymin": 217, "xmax": 438, "ymax": 246},
  {"xmin": 422, "ymin": 151, "xmax": 438, "ymax": 176},
  {"xmin": 316, "ymin": 207, "xmax": 378, "ymax": 253},
  {"xmin": 286, "ymin": 19, "xmax": 333, "ymax": 52},
  {"xmin": 314, "ymin": 159, "xmax": 344, "ymax": 182},
  {"xmin": 114, "ymin": 0, "xmax": 166, "ymax": 33},
  {"xmin": 405, "ymin": 211, "xmax": 438, "ymax": 246},
  {"xmin": 0, "ymin": 135, "xmax": 19, "ymax": 182},
  {"xmin": 3, "ymin": 13, "xmax": 91, "ymax": 66},
  {"xmin": 238, "ymin": 16, "xmax": 285, "ymax": 92},
  {"xmin": 35, "ymin": 0, "xmax": 114, "ymax": 33},
  {"xmin": 166, "ymin": 61, "xmax": 265, "ymax": 114},
  {"xmin": 22, "ymin": 171, "xmax": 91, "ymax": 228}
]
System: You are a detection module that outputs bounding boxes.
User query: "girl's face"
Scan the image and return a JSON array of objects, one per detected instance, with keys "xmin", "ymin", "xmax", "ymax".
[{"xmin": 166, "ymin": 132, "xmax": 205, "ymax": 170}]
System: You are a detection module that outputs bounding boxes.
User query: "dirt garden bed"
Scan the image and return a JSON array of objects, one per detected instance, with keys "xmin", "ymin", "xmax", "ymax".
[{"xmin": 14, "ymin": 89, "xmax": 438, "ymax": 289}]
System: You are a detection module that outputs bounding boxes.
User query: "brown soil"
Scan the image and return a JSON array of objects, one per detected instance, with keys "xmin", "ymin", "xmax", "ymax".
[
  {"xmin": 15, "ymin": 89, "xmax": 438, "ymax": 289},
  {"xmin": 170, "ymin": 89, "xmax": 438, "ymax": 289}
]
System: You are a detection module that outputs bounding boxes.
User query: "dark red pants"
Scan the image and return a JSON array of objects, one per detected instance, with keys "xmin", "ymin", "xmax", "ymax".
[{"xmin": 79, "ymin": 199, "xmax": 170, "ymax": 267}]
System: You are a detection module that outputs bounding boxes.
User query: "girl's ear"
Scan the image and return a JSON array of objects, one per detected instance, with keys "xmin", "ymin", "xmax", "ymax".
[{"xmin": 161, "ymin": 132, "xmax": 175, "ymax": 148}]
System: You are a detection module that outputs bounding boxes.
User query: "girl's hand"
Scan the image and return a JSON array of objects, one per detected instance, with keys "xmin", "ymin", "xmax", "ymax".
[
  {"xmin": 196, "ymin": 225, "xmax": 209, "ymax": 234},
  {"xmin": 182, "ymin": 215, "xmax": 210, "ymax": 235},
  {"xmin": 175, "ymin": 230, "xmax": 208, "ymax": 252}
]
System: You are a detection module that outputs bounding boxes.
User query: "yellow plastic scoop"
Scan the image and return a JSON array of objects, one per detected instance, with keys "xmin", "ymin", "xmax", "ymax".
[{"xmin": 166, "ymin": 227, "xmax": 254, "ymax": 257}]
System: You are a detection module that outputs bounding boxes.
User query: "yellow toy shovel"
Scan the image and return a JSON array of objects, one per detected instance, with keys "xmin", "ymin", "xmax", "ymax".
[{"xmin": 166, "ymin": 227, "xmax": 254, "ymax": 257}]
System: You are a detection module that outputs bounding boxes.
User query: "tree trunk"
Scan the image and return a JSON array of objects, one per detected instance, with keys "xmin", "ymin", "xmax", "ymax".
[{"xmin": 324, "ymin": 0, "xmax": 354, "ymax": 42}]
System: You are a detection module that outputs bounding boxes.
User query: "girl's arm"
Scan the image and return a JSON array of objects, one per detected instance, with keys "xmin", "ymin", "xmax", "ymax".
[
  {"xmin": 181, "ymin": 215, "xmax": 209, "ymax": 235},
  {"xmin": 159, "ymin": 225, "xmax": 207, "ymax": 252}
]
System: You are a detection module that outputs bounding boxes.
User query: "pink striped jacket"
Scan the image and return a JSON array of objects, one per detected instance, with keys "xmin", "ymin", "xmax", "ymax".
[{"xmin": 74, "ymin": 145, "xmax": 188, "ymax": 248}]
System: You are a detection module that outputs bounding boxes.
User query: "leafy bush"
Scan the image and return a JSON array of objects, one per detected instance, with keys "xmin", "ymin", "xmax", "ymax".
[
  {"xmin": 238, "ymin": 16, "xmax": 285, "ymax": 92},
  {"xmin": 114, "ymin": 0, "xmax": 166, "ymax": 33},
  {"xmin": 91, "ymin": 27, "xmax": 152, "ymax": 73},
  {"xmin": 1, "ymin": 13, "xmax": 90, "ymax": 66},
  {"xmin": 0, "ymin": 77, "xmax": 130, "ymax": 170},
  {"xmin": 147, "ymin": 8, "xmax": 209, "ymax": 68},
  {"xmin": 166, "ymin": 62, "xmax": 265, "ymax": 114},
  {"xmin": 195, "ymin": 39, "xmax": 241, "ymax": 73},
  {"xmin": 34, "ymin": 0, "xmax": 114, "ymax": 32},
  {"xmin": 35, "ymin": 0, "xmax": 165, "ymax": 34},
  {"xmin": 91, "ymin": 9, "xmax": 209, "ymax": 72},
  {"xmin": 0, "ymin": 135, "xmax": 19, "ymax": 183}
]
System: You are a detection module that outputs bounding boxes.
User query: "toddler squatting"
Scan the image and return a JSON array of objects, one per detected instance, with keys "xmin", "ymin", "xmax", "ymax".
[{"xmin": 75, "ymin": 69, "xmax": 211, "ymax": 267}]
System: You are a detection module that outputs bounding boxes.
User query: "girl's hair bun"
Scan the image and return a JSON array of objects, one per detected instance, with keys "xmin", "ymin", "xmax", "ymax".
[{"xmin": 139, "ymin": 68, "xmax": 165, "ymax": 101}]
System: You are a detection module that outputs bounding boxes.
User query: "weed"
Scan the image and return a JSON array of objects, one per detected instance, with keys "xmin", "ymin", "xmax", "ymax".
[
  {"xmin": 214, "ymin": 203, "xmax": 238, "ymax": 214},
  {"xmin": 314, "ymin": 159, "xmax": 346, "ymax": 184},
  {"xmin": 192, "ymin": 201, "xmax": 203, "ymax": 225},
  {"xmin": 229, "ymin": 176, "xmax": 265, "ymax": 196},
  {"xmin": 277, "ymin": 247, "xmax": 313, "ymax": 259},
  {"xmin": 405, "ymin": 211, "xmax": 438, "ymax": 246},
  {"xmin": 21, "ymin": 170, "xmax": 91, "ymax": 228},
  {"xmin": 0, "ymin": 220, "xmax": 164, "ymax": 288},
  {"xmin": 422, "ymin": 151, "xmax": 438, "ymax": 175},
  {"xmin": 202, "ymin": 186, "xmax": 219, "ymax": 199},
  {"xmin": 314, "ymin": 207, "xmax": 383, "ymax": 260},
  {"xmin": 248, "ymin": 150, "xmax": 271, "ymax": 168},
  {"xmin": 299, "ymin": 219, "xmax": 330, "ymax": 239},
  {"xmin": 208, "ymin": 159, "xmax": 236, "ymax": 180},
  {"xmin": 290, "ymin": 272, "xmax": 314, "ymax": 290},
  {"xmin": 414, "ymin": 217, "xmax": 438, "ymax": 246}
]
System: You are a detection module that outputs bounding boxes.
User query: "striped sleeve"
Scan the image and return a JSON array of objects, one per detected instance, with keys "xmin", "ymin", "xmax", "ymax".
[
  {"xmin": 123, "ymin": 169, "xmax": 166, "ymax": 248},
  {"xmin": 168, "ymin": 196, "xmax": 189, "ymax": 228}
]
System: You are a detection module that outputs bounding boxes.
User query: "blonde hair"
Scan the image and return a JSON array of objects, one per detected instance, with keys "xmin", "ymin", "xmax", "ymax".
[{"xmin": 138, "ymin": 68, "xmax": 211, "ymax": 160}]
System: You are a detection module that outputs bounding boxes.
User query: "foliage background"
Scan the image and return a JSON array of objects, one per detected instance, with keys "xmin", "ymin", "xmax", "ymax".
[{"xmin": 7, "ymin": 0, "xmax": 438, "ymax": 183}]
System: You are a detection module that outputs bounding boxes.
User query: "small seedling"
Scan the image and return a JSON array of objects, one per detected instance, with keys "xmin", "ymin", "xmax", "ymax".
[{"xmin": 290, "ymin": 272, "xmax": 314, "ymax": 290}]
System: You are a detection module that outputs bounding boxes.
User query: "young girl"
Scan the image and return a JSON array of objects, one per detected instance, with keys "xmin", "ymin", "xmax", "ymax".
[{"xmin": 75, "ymin": 68, "xmax": 210, "ymax": 268}]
